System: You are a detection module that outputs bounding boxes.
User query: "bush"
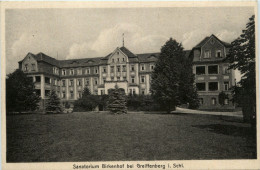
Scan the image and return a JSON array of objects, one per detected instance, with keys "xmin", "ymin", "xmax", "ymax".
[{"xmin": 127, "ymin": 95, "xmax": 160, "ymax": 111}]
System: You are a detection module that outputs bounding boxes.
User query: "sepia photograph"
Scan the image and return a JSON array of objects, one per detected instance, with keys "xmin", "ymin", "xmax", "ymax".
[{"xmin": 1, "ymin": 1, "xmax": 259, "ymax": 170}]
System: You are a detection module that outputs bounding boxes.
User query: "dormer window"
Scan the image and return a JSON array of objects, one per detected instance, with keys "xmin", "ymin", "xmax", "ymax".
[
  {"xmin": 204, "ymin": 50, "xmax": 211, "ymax": 58},
  {"xmin": 77, "ymin": 69, "xmax": 82, "ymax": 75},
  {"xmin": 62, "ymin": 69, "xmax": 66, "ymax": 76},
  {"xmin": 70, "ymin": 69, "xmax": 74, "ymax": 75}
]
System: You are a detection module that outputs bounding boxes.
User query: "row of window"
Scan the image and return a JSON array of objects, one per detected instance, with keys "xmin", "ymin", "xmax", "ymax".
[
  {"xmin": 56, "ymin": 64, "xmax": 155, "ymax": 76},
  {"xmin": 61, "ymin": 67, "xmax": 99, "ymax": 76},
  {"xmin": 204, "ymin": 49, "xmax": 223, "ymax": 59},
  {"xmin": 196, "ymin": 81, "xmax": 229, "ymax": 91},
  {"xmin": 195, "ymin": 65, "xmax": 230, "ymax": 75},
  {"xmin": 199, "ymin": 97, "xmax": 229, "ymax": 106}
]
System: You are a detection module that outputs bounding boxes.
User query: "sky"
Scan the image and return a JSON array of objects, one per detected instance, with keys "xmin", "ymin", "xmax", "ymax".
[{"xmin": 5, "ymin": 7, "xmax": 254, "ymax": 75}]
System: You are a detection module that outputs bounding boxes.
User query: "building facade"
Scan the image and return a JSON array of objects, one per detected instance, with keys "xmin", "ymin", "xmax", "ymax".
[
  {"xmin": 18, "ymin": 34, "xmax": 235, "ymax": 110},
  {"xmin": 189, "ymin": 34, "xmax": 235, "ymax": 110}
]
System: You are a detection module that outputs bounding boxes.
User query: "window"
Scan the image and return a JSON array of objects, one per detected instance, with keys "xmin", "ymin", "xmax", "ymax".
[
  {"xmin": 141, "ymin": 76, "xmax": 145, "ymax": 83},
  {"xmin": 211, "ymin": 98, "xmax": 217, "ymax": 105},
  {"xmin": 123, "ymin": 77, "xmax": 127, "ymax": 81},
  {"xmin": 94, "ymin": 90, "xmax": 98, "ymax": 95},
  {"xmin": 101, "ymin": 90, "xmax": 104, "ymax": 95},
  {"xmin": 196, "ymin": 83, "xmax": 206, "ymax": 91},
  {"xmin": 117, "ymin": 58, "xmax": 119, "ymax": 62},
  {"xmin": 78, "ymin": 92, "xmax": 82, "ymax": 99},
  {"xmin": 117, "ymin": 77, "xmax": 120, "ymax": 81},
  {"xmin": 209, "ymin": 82, "xmax": 218, "ymax": 91},
  {"xmin": 210, "ymin": 39, "xmax": 215, "ymax": 44},
  {"xmin": 131, "ymin": 77, "xmax": 135, "ymax": 83},
  {"xmin": 117, "ymin": 66, "xmax": 120, "ymax": 72},
  {"xmin": 69, "ymin": 79, "xmax": 74, "ymax": 86},
  {"xmin": 204, "ymin": 50, "xmax": 211, "ymax": 58},
  {"xmin": 45, "ymin": 77, "xmax": 50, "ymax": 84},
  {"xmin": 95, "ymin": 78, "xmax": 98, "ymax": 85},
  {"xmin": 133, "ymin": 89, "xmax": 136, "ymax": 95},
  {"xmin": 122, "ymin": 65, "xmax": 126, "ymax": 72},
  {"xmin": 85, "ymin": 68, "xmax": 90, "ymax": 74},
  {"xmin": 70, "ymin": 91, "xmax": 74, "ymax": 99},
  {"xmin": 36, "ymin": 76, "xmax": 41, "ymax": 82},
  {"xmin": 45, "ymin": 90, "xmax": 50, "ymax": 97},
  {"xmin": 77, "ymin": 79, "xmax": 82, "ymax": 86},
  {"xmin": 62, "ymin": 69, "xmax": 66, "ymax": 76},
  {"xmin": 95, "ymin": 68, "xmax": 98, "ymax": 74},
  {"xmin": 123, "ymin": 58, "xmax": 125, "ymax": 62},
  {"xmin": 112, "ymin": 59, "xmax": 115, "ymax": 63},
  {"xmin": 70, "ymin": 69, "xmax": 74, "ymax": 75},
  {"xmin": 208, "ymin": 65, "xmax": 218, "ymax": 74},
  {"xmin": 141, "ymin": 89, "xmax": 145, "ymax": 95},
  {"xmin": 150, "ymin": 65, "xmax": 154, "ymax": 70},
  {"xmin": 54, "ymin": 79, "xmax": 57, "ymax": 86},
  {"xmin": 77, "ymin": 69, "xmax": 82, "ymax": 75},
  {"xmin": 85, "ymin": 79, "xmax": 89, "ymax": 86},
  {"xmin": 103, "ymin": 67, "xmax": 106, "ymax": 73},
  {"xmin": 103, "ymin": 78, "xmax": 106, "ymax": 84},
  {"xmin": 199, "ymin": 98, "xmax": 204, "ymax": 105},
  {"xmin": 24, "ymin": 64, "xmax": 28, "ymax": 71},
  {"xmin": 131, "ymin": 65, "xmax": 135, "ymax": 71},
  {"xmin": 129, "ymin": 89, "xmax": 132, "ymax": 95},
  {"xmin": 224, "ymin": 98, "xmax": 229, "ymax": 105},
  {"xmin": 110, "ymin": 66, "xmax": 114, "ymax": 73},
  {"xmin": 32, "ymin": 64, "xmax": 35, "ymax": 71},
  {"xmin": 117, "ymin": 52, "xmax": 119, "ymax": 55},
  {"xmin": 62, "ymin": 92, "xmax": 66, "ymax": 99},
  {"xmin": 223, "ymin": 66, "xmax": 230, "ymax": 74},
  {"xmin": 62, "ymin": 80, "xmax": 66, "ymax": 87},
  {"xmin": 216, "ymin": 50, "xmax": 222, "ymax": 58},
  {"xmin": 224, "ymin": 82, "xmax": 229, "ymax": 91},
  {"xmin": 141, "ymin": 64, "xmax": 145, "ymax": 71},
  {"xmin": 196, "ymin": 66, "xmax": 205, "ymax": 75},
  {"xmin": 111, "ymin": 77, "xmax": 114, "ymax": 81}
]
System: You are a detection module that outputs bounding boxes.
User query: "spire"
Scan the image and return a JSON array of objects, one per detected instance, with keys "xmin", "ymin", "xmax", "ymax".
[{"xmin": 122, "ymin": 33, "xmax": 124, "ymax": 47}]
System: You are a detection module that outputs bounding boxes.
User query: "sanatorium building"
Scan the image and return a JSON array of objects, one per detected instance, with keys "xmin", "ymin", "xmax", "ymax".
[{"xmin": 18, "ymin": 34, "xmax": 235, "ymax": 110}]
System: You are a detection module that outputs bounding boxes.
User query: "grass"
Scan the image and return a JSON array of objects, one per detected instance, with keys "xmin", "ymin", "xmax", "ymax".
[{"xmin": 6, "ymin": 111, "xmax": 256, "ymax": 162}]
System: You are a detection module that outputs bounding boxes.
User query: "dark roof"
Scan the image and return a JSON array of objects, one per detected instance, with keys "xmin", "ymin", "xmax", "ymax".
[
  {"xmin": 119, "ymin": 46, "xmax": 137, "ymax": 58},
  {"xmin": 137, "ymin": 53, "xmax": 160, "ymax": 62},
  {"xmin": 59, "ymin": 57, "xmax": 102, "ymax": 68},
  {"xmin": 35, "ymin": 52, "xmax": 60, "ymax": 67},
  {"xmin": 193, "ymin": 34, "xmax": 231, "ymax": 48}
]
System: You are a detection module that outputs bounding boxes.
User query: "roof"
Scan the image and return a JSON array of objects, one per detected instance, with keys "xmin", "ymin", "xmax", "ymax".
[
  {"xmin": 193, "ymin": 34, "xmax": 231, "ymax": 48},
  {"xmin": 119, "ymin": 46, "xmax": 137, "ymax": 58},
  {"xmin": 59, "ymin": 57, "xmax": 102, "ymax": 68},
  {"xmin": 35, "ymin": 53, "xmax": 60, "ymax": 67},
  {"xmin": 137, "ymin": 53, "xmax": 160, "ymax": 62}
]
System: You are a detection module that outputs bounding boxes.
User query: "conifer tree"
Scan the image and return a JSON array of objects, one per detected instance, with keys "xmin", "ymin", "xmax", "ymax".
[
  {"xmin": 107, "ymin": 85, "xmax": 127, "ymax": 114},
  {"xmin": 6, "ymin": 69, "xmax": 41, "ymax": 113},
  {"xmin": 151, "ymin": 38, "xmax": 199, "ymax": 113},
  {"xmin": 45, "ymin": 90, "xmax": 62, "ymax": 113}
]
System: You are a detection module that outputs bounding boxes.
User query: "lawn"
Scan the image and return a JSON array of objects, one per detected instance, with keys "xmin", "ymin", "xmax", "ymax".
[{"xmin": 6, "ymin": 111, "xmax": 256, "ymax": 162}]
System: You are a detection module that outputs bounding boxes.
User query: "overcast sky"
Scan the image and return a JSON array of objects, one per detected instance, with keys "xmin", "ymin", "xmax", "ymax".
[{"xmin": 6, "ymin": 7, "xmax": 254, "ymax": 75}]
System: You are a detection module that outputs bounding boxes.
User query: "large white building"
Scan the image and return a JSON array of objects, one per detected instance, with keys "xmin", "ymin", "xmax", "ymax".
[{"xmin": 19, "ymin": 35, "xmax": 235, "ymax": 110}]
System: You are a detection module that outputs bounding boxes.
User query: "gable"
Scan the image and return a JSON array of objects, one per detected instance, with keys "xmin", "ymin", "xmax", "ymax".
[
  {"xmin": 108, "ymin": 48, "xmax": 129, "ymax": 64},
  {"xmin": 22, "ymin": 53, "xmax": 38, "ymax": 72}
]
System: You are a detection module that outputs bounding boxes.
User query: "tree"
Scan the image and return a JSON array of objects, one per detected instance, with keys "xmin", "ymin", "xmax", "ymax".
[
  {"xmin": 107, "ymin": 85, "xmax": 127, "ymax": 114},
  {"xmin": 225, "ymin": 15, "xmax": 256, "ymax": 125},
  {"xmin": 151, "ymin": 38, "xmax": 199, "ymax": 113},
  {"xmin": 6, "ymin": 69, "xmax": 41, "ymax": 113},
  {"xmin": 45, "ymin": 90, "xmax": 62, "ymax": 113},
  {"xmin": 218, "ymin": 91, "xmax": 228, "ymax": 106},
  {"xmin": 73, "ymin": 86, "xmax": 100, "ymax": 111}
]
